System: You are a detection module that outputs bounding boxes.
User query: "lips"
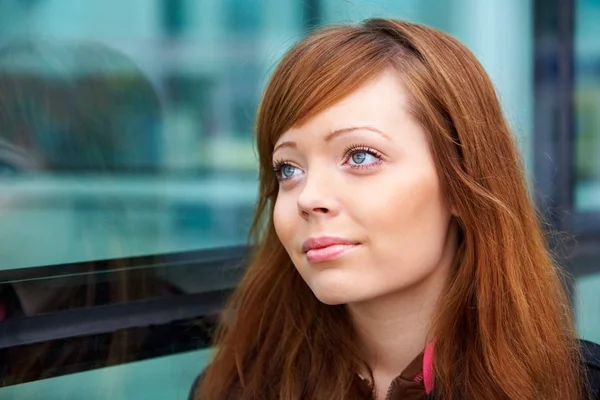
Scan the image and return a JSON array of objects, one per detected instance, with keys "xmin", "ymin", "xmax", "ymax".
[{"xmin": 302, "ymin": 236, "xmax": 359, "ymax": 263}]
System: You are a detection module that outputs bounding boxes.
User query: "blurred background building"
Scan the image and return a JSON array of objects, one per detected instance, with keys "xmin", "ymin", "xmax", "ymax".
[{"xmin": 0, "ymin": 1, "xmax": 597, "ymax": 399}]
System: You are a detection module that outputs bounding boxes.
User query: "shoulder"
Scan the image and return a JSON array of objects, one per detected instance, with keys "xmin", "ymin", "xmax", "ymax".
[
  {"xmin": 190, "ymin": 342, "xmax": 600, "ymax": 399},
  {"xmin": 580, "ymin": 339, "xmax": 600, "ymax": 399}
]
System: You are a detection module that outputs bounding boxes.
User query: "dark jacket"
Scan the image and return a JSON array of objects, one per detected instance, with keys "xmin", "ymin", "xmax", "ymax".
[
  {"xmin": 581, "ymin": 339, "xmax": 600, "ymax": 399},
  {"xmin": 189, "ymin": 339, "xmax": 600, "ymax": 399}
]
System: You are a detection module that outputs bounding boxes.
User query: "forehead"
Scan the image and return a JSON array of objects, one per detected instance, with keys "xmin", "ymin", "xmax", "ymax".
[{"xmin": 275, "ymin": 70, "xmax": 410, "ymax": 145}]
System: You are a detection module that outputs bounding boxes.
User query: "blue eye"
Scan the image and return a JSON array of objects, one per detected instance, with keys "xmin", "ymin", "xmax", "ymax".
[
  {"xmin": 281, "ymin": 164, "xmax": 298, "ymax": 178},
  {"xmin": 273, "ymin": 162, "xmax": 302, "ymax": 181},
  {"xmin": 349, "ymin": 150, "xmax": 378, "ymax": 166}
]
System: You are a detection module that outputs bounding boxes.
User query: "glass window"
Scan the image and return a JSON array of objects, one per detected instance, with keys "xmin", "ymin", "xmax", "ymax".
[
  {"xmin": 0, "ymin": 1, "xmax": 536, "ymax": 399},
  {"xmin": 574, "ymin": 0, "xmax": 600, "ymax": 344},
  {"xmin": 0, "ymin": 0, "xmax": 285, "ymax": 397},
  {"xmin": 576, "ymin": 272, "xmax": 600, "ymax": 344},
  {"xmin": 0, "ymin": 1, "xmax": 264, "ymax": 271},
  {"xmin": 0, "ymin": 349, "xmax": 213, "ymax": 400},
  {"xmin": 575, "ymin": 0, "xmax": 600, "ymax": 212}
]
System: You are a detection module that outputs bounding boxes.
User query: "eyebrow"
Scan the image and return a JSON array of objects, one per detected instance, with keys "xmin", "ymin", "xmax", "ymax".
[{"xmin": 272, "ymin": 126, "xmax": 389, "ymax": 154}]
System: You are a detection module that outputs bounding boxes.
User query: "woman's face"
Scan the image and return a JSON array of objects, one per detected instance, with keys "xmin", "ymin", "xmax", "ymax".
[{"xmin": 272, "ymin": 70, "xmax": 458, "ymax": 305}]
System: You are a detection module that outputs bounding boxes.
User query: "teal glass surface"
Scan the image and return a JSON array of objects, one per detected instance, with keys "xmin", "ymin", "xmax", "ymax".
[
  {"xmin": 574, "ymin": 0, "xmax": 600, "ymax": 212},
  {"xmin": 0, "ymin": 1, "xmax": 535, "ymax": 398}
]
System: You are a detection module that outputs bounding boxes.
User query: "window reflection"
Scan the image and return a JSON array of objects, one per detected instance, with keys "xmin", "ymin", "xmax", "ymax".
[
  {"xmin": 575, "ymin": 0, "xmax": 600, "ymax": 212},
  {"xmin": 0, "ymin": 1, "xmax": 545, "ymax": 399},
  {"xmin": 0, "ymin": 39, "xmax": 163, "ymax": 270},
  {"xmin": 0, "ymin": 38, "xmax": 255, "ymax": 271},
  {"xmin": 0, "ymin": 40, "xmax": 216, "ymax": 386}
]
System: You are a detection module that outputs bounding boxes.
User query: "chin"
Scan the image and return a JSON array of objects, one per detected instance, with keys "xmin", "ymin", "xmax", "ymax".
[
  {"xmin": 303, "ymin": 266, "xmax": 433, "ymax": 306},
  {"xmin": 303, "ymin": 269, "xmax": 369, "ymax": 305},
  {"xmin": 309, "ymin": 284, "xmax": 364, "ymax": 306}
]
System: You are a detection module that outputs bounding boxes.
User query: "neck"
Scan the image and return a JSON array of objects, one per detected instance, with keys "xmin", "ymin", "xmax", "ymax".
[
  {"xmin": 348, "ymin": 221, "xmax": 458, "ymax": 378},
  {"xmin": 347, "ymin": 276, "xmax": 443, "ymax": 377}
]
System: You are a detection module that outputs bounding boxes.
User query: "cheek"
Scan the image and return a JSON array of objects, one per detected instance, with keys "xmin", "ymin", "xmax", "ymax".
[
  {"xmin": 273, "ymin": 195, "xmax": 295, "ymax": 249},
  {"xmin": 370, "ymin": 169, "xmax": 451, "ymax": 264},
  {"xmin": 406, "ymin": 177, "xmax": 448, "ymax": 229}
]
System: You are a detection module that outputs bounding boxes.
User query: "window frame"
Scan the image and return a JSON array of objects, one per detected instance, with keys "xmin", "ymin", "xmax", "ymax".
[{"xmin": 533, "ymin": 0, "xmax": 600, "ymax": 277}]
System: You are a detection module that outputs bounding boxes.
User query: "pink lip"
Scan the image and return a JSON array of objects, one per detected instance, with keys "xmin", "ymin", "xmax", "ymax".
[{"xmin": 302, "ymin": 236, "xmax": 359, "ymax": 263}]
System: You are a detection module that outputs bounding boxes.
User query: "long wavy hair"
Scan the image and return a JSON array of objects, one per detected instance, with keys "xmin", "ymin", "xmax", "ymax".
[{"xmin": 198, "ymin": 19, "xmax": 587, "ymax": 399}]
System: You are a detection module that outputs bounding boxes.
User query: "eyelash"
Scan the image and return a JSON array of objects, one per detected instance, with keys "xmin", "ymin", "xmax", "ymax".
[
  {"xmin": 272, "ymin": 158, "xmax": 293, "ymax": 181},
  {"xmin": 272, "ymin": 144, "xmax": 383, "ymax": 182},
  {"xmin": 342, "ymin": 144, "xmax": 383, "ymax": 169}
]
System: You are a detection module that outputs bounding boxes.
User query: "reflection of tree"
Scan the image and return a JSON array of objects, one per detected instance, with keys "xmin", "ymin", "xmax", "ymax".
[
  {"xmin": 0, "ymin": 40, "xmax": 162, "ymax": 173},
  {"xmin": 0, "ymin": 39, "xmax": 195, "ymax": 386}
]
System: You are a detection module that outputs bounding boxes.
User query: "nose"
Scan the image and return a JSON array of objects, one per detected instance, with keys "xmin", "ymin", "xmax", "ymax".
[{"xmin": 296, "ymin": 170, "xmax": 339, "ymax": 219}]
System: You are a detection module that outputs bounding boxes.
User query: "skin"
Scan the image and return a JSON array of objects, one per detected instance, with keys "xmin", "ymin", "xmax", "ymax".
[{"xmin": 272, "ymin": 69, "xmax": 459, "ymax": 397}]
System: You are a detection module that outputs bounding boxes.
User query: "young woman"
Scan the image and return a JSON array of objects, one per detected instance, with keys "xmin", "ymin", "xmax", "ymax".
[{"xmin": 192, "ymin": 18, "xmax": 600, "ymax": 399}]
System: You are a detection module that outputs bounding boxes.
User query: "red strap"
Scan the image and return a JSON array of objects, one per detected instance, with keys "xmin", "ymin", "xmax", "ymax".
[{"xmin": 423, "ymin": 340, "xmax": 435, "ymax": 394}]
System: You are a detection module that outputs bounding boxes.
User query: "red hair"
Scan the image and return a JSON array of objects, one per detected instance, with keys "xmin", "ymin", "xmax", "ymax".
[{"xmin": 198, "ymin": 19, "xmax": 587, "ymax": 399}]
